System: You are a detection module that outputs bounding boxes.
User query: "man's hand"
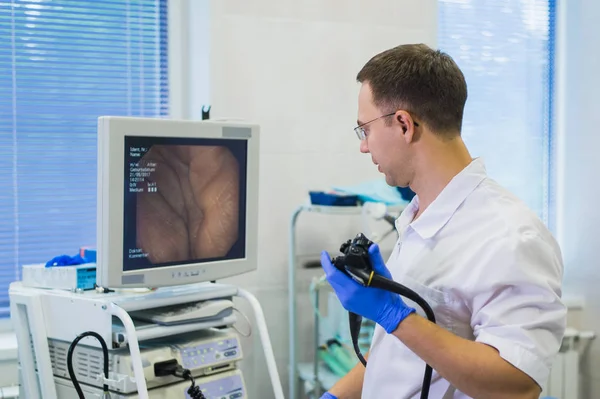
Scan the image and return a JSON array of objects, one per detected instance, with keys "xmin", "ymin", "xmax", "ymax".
[
  {"xmin": 136, "ymin": 145, "xmax": 240, "ymax": 263},
  {"xmin": 321, "ymin": 243, "xmax": 415, "ymax": 333}
]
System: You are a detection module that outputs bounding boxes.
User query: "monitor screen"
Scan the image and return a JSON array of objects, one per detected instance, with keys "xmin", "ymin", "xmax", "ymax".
[{"xmin": 123, "ymin": 136, "xmax": 248, "ymax": 272}]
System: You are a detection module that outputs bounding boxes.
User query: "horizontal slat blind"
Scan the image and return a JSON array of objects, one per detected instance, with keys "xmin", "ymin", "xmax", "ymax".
[
  {"xmin": 0, "ymin": 0, "xmax": 168, "ymax": 318},
  {"xmin": 438, "ymin": 0, "xmax": 555, "ymax": 223}
]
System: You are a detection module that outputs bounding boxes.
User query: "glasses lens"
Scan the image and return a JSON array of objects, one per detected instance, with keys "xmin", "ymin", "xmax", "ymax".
[{"xmin": 354, "ymin": 127, "xmax": 365, "ymax": 140}]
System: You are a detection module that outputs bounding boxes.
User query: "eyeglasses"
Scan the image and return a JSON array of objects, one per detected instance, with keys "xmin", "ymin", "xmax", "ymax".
[{"xmin": 354, "ymin": 112, "xmax": 419, "ymax": 140}]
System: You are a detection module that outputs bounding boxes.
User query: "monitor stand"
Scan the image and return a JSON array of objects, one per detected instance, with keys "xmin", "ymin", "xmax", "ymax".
[{"xmin": 9, "ymin": 281, "xmax": 284, "ymax": 399}]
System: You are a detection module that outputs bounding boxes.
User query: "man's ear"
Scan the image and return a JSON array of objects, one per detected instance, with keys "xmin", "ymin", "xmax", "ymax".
[
  {"xmin": 398, "ymin": 115, "xmax": 407, "ymax": 133},
  {"xmin": 395, "ymin": 111, "xmax": 417, "ymax": 143}
]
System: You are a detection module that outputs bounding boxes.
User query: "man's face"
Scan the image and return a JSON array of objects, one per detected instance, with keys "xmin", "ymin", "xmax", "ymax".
[{"xmin": 357, "ymin": 82, "xmax": 412, "ymax": 187}]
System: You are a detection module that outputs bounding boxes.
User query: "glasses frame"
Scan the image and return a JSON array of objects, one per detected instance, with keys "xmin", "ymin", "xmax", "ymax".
[{"xmin": 354, "ymin": 112, "xmax": 419, "ymax": 140}]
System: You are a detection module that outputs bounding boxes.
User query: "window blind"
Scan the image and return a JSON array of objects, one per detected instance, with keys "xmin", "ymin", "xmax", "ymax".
[
  {"xmin": 0, "ymin": 0, "xmax": 168, "ymax": 318},
  {"xmin": 438, "ymin": 0, "xmax": 555, "ymax": 223}
]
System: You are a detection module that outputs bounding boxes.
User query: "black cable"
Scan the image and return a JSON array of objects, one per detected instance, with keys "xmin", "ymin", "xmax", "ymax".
[
  {"xmin": 348, "ymin": 313, "xmax": 367, "ymax": 366},
  {"xmin": 370, "ymin": 275, "xmax": 437, "ymax": 323},
  {"xmin": 343, "ymin": 267, "xmax": 435, "ymax": 399},
  {"xmin": 332, "ymin": 233, "xmax": 436, "ymax": 399},
  {"xmin": 162, "ymin": 362, "xmax": 206, "ymax": 399},
  {"xmin": 185, "ymin": 372, "xmax": 206, "ymax": 399},
  {"xmin": 67, "ymin": 331, "xmax": 110, "ymax": 399},
  {"xmin": 370, "ymin": 274, "xmax": 435, "ymax": 399},
  {"xmin": 94, "ymin": 284, "xmax": 114, "ymax": 294}
]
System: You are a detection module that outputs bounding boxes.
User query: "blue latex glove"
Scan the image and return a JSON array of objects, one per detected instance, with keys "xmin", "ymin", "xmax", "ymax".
[
  {"xmin": 45, "ymin": 254, "xmax": 88, "ymax": 267},
  {"xmin": 321, "ymin": 243, "xmax": 415, "ymax": 334},
  {"xmin": 320, "ymin": 393, "xmax": 338, "ymax": 399}
]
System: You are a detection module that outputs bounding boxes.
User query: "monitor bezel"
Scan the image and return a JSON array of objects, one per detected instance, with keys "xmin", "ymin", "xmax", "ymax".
[{"xmin": 96, "ymin": 116, "xmax": 259, "ymax": 288}]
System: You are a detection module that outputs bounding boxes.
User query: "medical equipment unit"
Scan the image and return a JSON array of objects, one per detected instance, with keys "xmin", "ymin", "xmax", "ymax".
[{"xmin": 9, "ymin": 117, "xmax": 284, "ymax": 399}]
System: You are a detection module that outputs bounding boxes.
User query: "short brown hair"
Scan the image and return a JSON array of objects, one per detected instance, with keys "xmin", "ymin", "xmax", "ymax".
[{"xmin": 356, "ymin": 43, "xmax": 467, "ymax": 136}]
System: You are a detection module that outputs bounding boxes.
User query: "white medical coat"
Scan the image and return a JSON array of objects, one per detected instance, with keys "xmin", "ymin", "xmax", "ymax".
[{"xmin": 362, "ymin": 158, "xmax": 567, "ymax": 398}]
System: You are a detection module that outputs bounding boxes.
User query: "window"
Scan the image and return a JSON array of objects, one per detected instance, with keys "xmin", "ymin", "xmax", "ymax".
[
  {"xmin": 438, "ymin": 0, "xmax": 556, "ymax": 223},
  {"xmin": 0, "ymin": 0, "xmax": 168, "ymax": 318}
]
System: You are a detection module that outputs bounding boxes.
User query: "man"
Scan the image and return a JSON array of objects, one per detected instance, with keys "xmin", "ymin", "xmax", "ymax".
[{"xmin": 320, "ymin": 44, "xmax": 566, "ymax": 399}]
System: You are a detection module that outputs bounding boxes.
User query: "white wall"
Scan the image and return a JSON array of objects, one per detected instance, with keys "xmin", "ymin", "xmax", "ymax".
[
  {"xmin": 198, "ymin": 1, "xmax": 438, "ymax": 397},
  {"xmin": 557, "ymin": 0, "xmax": 600, "ymax": 397}
]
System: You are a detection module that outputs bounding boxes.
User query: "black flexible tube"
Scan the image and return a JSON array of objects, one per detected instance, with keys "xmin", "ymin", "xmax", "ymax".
[
  {"xmin": 370, "ymin": 274, "xmax": 435, "ymax": 399},
  {"xmin": 370, "ymin": 275, "xmax": 436, "ymax": 324},
  {"xmin": 349, "ymin": 313, "xmax": 367, "ymax": 366},
  {"xmin": 67, "ymin": 331, "xmax": 110, "ymax": 399},
  {"xmin": 344, "ymin": 268, "xmax": 436, "ymax": 399}
]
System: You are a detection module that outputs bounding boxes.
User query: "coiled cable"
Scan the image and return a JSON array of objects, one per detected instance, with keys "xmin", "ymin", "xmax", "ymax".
[{"xmin": 67, "ymin": 331, "xmax": 110, "ymax": 399}]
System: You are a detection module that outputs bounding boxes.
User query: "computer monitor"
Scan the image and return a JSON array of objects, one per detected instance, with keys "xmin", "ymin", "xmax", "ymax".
[{"xmin": 95, "ymin": 116, "xmax": 259, "ymax": 288}]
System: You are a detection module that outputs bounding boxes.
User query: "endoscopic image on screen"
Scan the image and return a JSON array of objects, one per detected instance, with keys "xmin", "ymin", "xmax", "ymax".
[{"xmin": 123, "ymin": 137, "xmax": 248, "ymax": 271}]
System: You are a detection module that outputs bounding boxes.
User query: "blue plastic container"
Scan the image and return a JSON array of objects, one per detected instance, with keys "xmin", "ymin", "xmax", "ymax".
[{"xmin": 309, "ymin": 191, "xmax": 359, "ymax": 207}]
